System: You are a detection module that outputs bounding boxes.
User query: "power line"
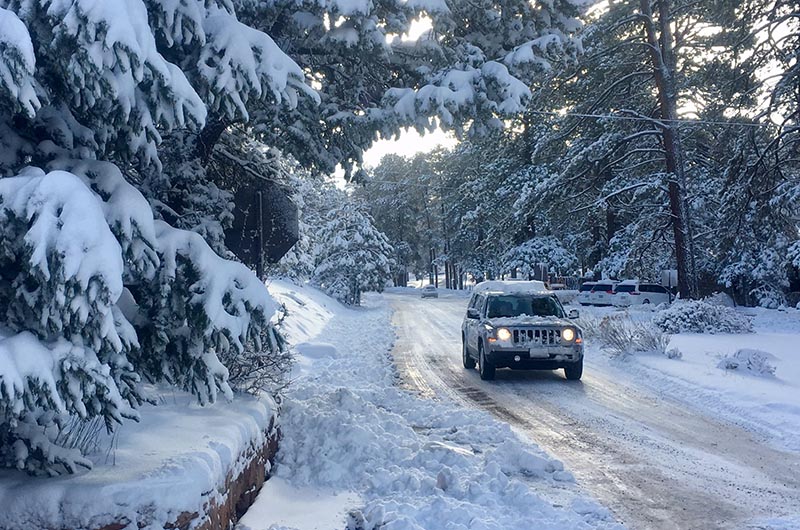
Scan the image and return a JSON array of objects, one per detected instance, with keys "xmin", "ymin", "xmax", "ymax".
[{"xmin": 526, "ymin": 109, "xmax": 776, "ymax": 128}]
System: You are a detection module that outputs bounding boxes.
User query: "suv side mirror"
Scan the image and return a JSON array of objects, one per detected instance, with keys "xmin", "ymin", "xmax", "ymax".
[
  {"xmin": 467, "ymin": 308, "xmax": 480, "ymax": 319},
  {"xmin": 568, "ymin": 309, "xmax": 579, "ymax": 319}
]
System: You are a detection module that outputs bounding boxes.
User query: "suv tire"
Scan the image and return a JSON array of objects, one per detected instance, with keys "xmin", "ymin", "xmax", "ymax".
[
  {"xmin": 478, "ymin": 343, "xmax": 496, "ymax": 380},
  {"xmin": 462, "ymin": 336, "xmax": 476, "ymax": 369},
  {"xmin": 564, "ymin": 358, "xmax": 583, "ymax": 381}
]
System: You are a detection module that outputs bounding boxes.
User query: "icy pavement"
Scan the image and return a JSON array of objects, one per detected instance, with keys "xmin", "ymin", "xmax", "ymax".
[
  {"xmin": 239, "ymin": 280, "xmax": 624, "ymax": 530},
  {"xmin": 385, "ymin": 293, "xmax": 800, "ymax": 530}
]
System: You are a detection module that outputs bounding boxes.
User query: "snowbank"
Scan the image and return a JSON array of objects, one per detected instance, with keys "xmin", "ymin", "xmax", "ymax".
[
  {"xmin": 0, "ymin": 389, "xmax": 277, "ymax": 529},
  {"xmin": 578, "ymin": 305, "xmax": 800, "ymax": 453},
  {"xmin": 250, "ymin": 279, "xmax": 622, "ymax": 530}
]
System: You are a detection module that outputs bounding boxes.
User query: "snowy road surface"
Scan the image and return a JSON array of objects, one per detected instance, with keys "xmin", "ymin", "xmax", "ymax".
[{"xmin": 387, "ymin": 291, "xmax": 800, "ymax": 530}]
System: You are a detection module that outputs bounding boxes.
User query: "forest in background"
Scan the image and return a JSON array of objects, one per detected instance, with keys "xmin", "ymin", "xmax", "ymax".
[{"xmin": 357, "ymin": 0, "xmax": 800, "ymax": 308}]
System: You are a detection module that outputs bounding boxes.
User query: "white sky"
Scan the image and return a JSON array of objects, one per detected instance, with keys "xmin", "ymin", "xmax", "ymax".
[
  {"xmin": 357, "ymin": 17, "xmax": 459, "ymax": 169},
  {"xmin": 361, "ymin": 128, "xmax": 458, "ymax": 169}
]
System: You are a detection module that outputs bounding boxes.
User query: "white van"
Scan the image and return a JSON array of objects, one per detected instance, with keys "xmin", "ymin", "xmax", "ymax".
[
  {"xmin": 576, "ymin": 282, "xmax": 596, "ymax": 306},
  {"xmin": 614, "ymin": 281, "xmax": 672, "ymax": 306},
  {"xmin": 589, "ymin": 281, "xmax": 619, "ymax": 306}
]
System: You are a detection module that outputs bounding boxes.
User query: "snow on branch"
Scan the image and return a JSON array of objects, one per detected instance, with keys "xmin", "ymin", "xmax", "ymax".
[
  {"xmin": 0, "ymin": 8, "xmax": 40, "ymax": 117},
  {"xmin": 138, "ymin": 220, "xmax": 279, "ymax": 404},
  {"xmin": 145, "ymin": 0, "xmax": 208, "ymax": 48},
  {"xmin": 48, "ymin": 159, "xmax": 161, "ymax": 282},
  {"xmin": 199, "ymin": 6, "xmax": 319, "ymax": 121},
  {"xmin": 41, "ymin": 0, "xmax": 207, "ymax": 159},
  {"xmin": 0, "ymin": 169, "xmax": 127, "ymax": 344},
  {"xmin": 156, "ymin": 220, "xmax": 277, "ymax": 353}
]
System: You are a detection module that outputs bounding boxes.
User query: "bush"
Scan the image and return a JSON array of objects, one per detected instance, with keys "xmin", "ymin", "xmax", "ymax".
[
  {"xmin": 598, "ymin": 314, "xmax": 671, "ymax": 357},
  {"xmin": 574, "ymin": 313, "xmax": 602, "ymax": 340},
  {"xmin": 717, "ymin": 349, "xmax": 776, "ymax": 376},
  {"xmin": 653, "ymin": 300, "xmax": 753, "ymax": 334},
  {"xmin": 665, "ymin": 348, "xmax": 683, "ymax": 360}
]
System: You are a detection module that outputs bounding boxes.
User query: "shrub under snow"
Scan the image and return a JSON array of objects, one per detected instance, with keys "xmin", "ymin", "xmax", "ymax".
[
  {"xmin": 598, "ymin": 314, "xmax": 671, "ymax": 357},
  {"xmin": 653, "ymin": 300, "xmax": 753, "ymax": 334},
  {"xmin": 717, "ymin": 349, "xmax": 776, "ymax": 376}
]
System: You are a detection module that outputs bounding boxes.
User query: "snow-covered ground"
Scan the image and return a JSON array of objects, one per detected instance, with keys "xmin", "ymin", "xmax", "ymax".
[
  {"xmin": 239, "ymin": 280, "xmax": 624, "ymax": 530},
  {"xmin": 577, "ymin": 303, "xmax": 800, "ymax": 454}
]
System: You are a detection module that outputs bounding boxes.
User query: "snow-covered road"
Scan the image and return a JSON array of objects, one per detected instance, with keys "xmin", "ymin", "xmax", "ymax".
[{"xmin": 387, "ymin": 291, "xmax": 800, "ymax": 530}]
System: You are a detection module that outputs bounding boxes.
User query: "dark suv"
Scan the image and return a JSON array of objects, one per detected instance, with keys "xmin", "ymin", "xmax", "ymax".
[{"xmin": 461, "ymin": 282, "xmax": 584, "ymax": 381}]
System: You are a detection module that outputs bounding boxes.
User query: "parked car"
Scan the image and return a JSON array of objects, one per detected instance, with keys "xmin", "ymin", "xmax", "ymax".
[
  {"xmin": 614, "ymin": 281, "xmax": 672, "ymax": 306},
  {"xmin": 421, "ymin": 285, "xmax": 439, "ymax": 298},
  {"xmin": 461, "ymin": 281, "xmax": 584, "ymax": 381},
  {"xmin": 589, "ymin": 281, "xmax": 619, "ymax": 306},
  {"xmin": 576, "ymin": 282, "xmax": 597, "ymax": 306}
]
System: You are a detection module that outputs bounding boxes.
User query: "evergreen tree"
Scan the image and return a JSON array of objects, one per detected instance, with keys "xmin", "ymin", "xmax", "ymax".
[
  {"xmin": 0, "ymin": 1, "xmax": 313, "ymax": 473},
  {"xmin": 313, "ymin": 198, "xmax": 395, "ymax": 305},
  {"xmin": 0, "ymin": 161, "xmax": 277, "ymax": 474}
]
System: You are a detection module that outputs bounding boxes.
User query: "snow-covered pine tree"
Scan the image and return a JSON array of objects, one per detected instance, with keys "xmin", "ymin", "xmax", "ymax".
[
  {"xmin": 0, "ymin": 161, "xmax": 280, "ymax": 474},
  {"xmin": 313, "ymin": 198, "xmax": 395, "ymax": 306},
  {"xmin": 231, "ymin": 0, "xmax": 590, "ymax": 178},
  {"xmin": 502, "ymin": 237, "xmax": 578, "ymax": 278},
  {"xmin": 0, "ymin": 1, "xmax": 316, "ymax": 474}
]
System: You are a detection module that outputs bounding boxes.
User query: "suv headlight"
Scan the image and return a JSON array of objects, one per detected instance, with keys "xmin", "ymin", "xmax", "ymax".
[
  {"xmin": 561, "ymin": 328, "xmax": 575, "ymax": 342},
  {"xmin": 496, "ymin": 328, "xmax": 512, "ymax": 341}
]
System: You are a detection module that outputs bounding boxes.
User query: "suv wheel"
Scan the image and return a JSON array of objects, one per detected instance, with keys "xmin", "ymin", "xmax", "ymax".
[
  {"xmin": 643, "ymin": 298, "xmax": 650, "ymax": 304},
  {"xmin": 478, "ymin": 343, "xmax": 496, "ymax": 381},
  {"xmin": 564, "ymin": 358, "xmax": 583, "ymax": 381},
  {"xmin": 462, "ymin": 335, "xmax": 476, "ymax": 369}
]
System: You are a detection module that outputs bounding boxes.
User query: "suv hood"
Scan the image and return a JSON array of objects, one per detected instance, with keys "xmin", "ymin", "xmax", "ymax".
[{"xmin": 487, "ymin": 316, "xmax": 573, "ymax": 327}]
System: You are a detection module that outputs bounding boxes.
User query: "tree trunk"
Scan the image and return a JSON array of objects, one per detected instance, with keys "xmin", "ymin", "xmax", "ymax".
[
  {"xmin": 639, "ymin": 0, "xmax": 698, "ymax": 298},
  {"xmin": 194, "ymin": 117, "xmax": 233, "ymax": 164}
]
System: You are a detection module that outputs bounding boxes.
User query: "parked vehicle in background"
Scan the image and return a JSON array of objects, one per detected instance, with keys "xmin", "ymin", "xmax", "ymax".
[
  {"xmin": 576, "ymin": 282, "xmax": 597, "ymax": 306},
  {"xmin": 589, "ymin": 281, "xmax": 618, "ymax": 306},
  {"xmin": 614, "ymin": 280, "xmax": 672, "ymax": 306},
  {"xmin": 421, "ymin": 285, "xmax": 439, "ymax": 298}
]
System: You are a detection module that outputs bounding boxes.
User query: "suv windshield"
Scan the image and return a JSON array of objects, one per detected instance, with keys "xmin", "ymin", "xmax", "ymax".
[
  {"xmin": 579, "ymin": 284, "xmax": 595, "ymax": 292},
  {"xmin": 486, "ymin": 295, "xmax": 565, "ymax": 318}
]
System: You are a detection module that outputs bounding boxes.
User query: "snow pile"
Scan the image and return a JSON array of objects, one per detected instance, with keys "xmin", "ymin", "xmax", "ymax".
[
  {"xmin": 248, "ymin": 280, "xmax": 623, "ymax": 530},
  {"xmin": 717, "ymin": 349, "xmax": 777, "ymax": 377},
  {"xmin": 652, "ymin": 300, "xmax": 753, "ymax": 334}
]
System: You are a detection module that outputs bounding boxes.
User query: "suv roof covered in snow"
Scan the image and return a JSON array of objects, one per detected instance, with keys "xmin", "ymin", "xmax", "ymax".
[{"xmin": 473, "ymin": 280, "xmax": 550, "ymax": 295}]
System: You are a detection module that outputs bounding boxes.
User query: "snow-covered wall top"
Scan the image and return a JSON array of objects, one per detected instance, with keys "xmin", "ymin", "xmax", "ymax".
[{"xmin": 0, "ymin": 388, "xmax": 277, "ymax": 530}]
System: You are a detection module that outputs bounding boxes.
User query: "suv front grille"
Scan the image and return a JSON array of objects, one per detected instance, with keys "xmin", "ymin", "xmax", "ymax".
[{"xmin": 512, "ymin": 328, "xmax": 560, "ymax": 346}]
